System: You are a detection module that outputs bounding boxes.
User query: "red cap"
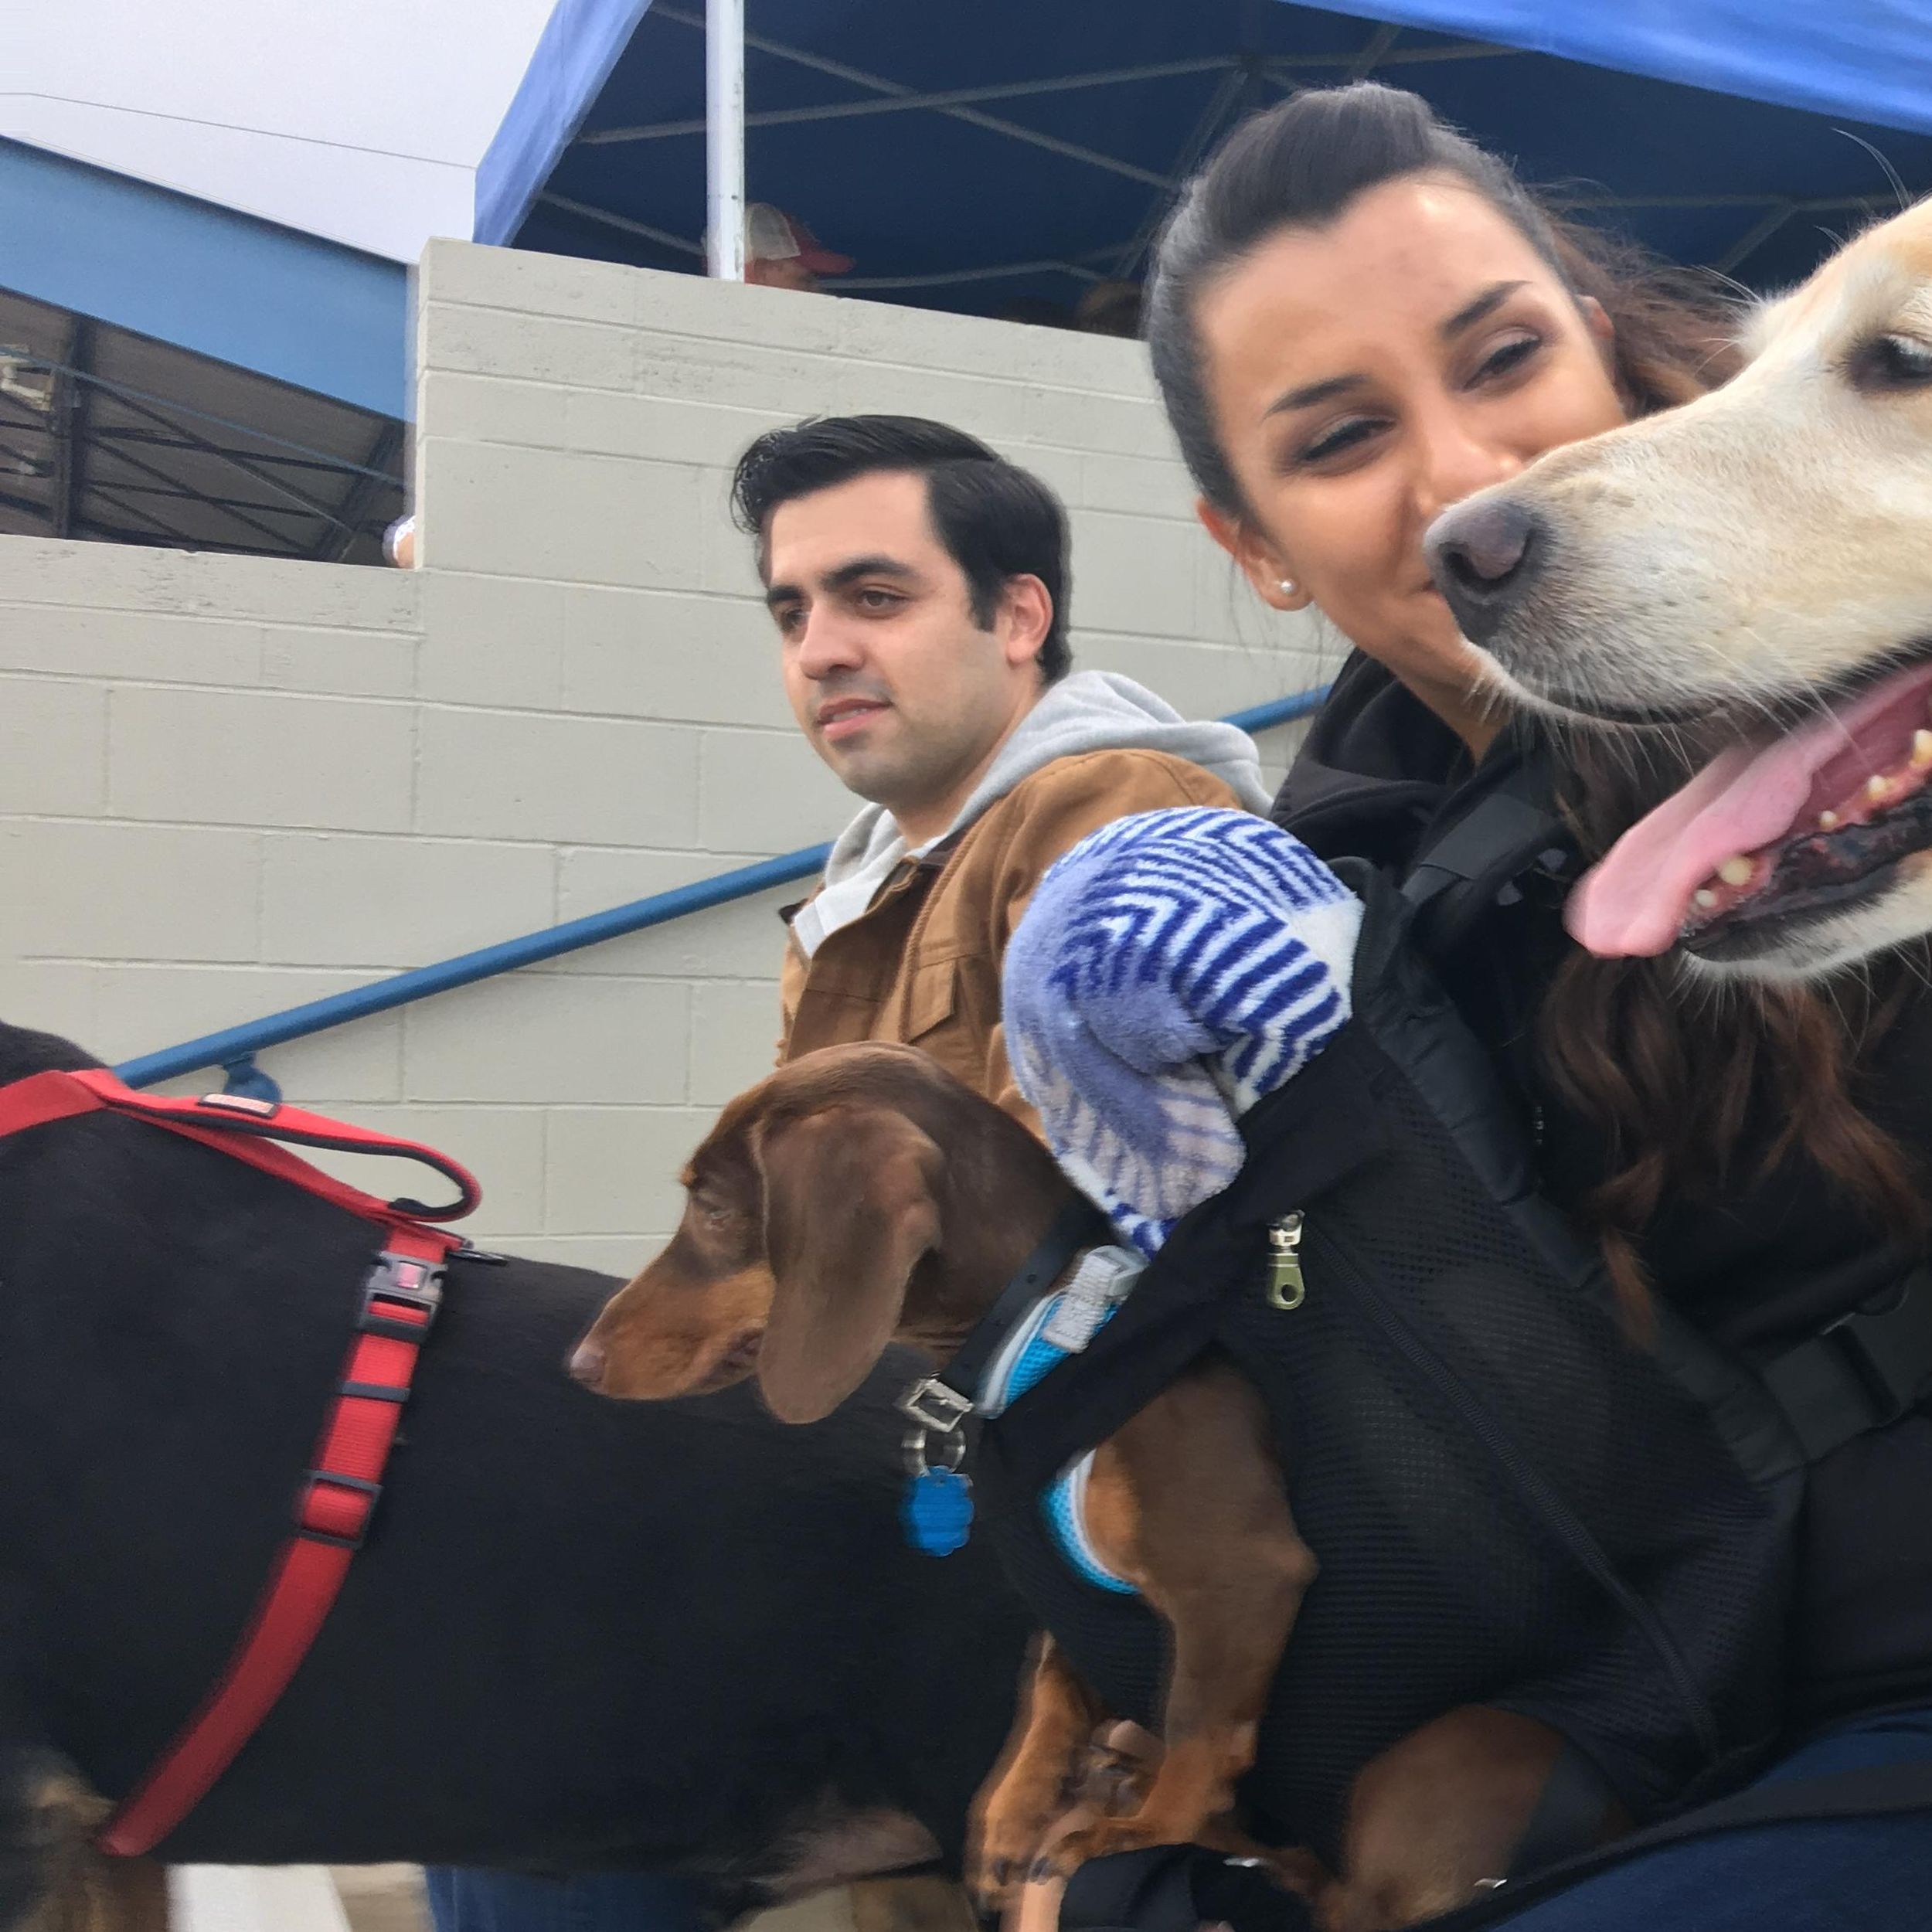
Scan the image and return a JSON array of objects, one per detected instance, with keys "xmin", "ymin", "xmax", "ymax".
[{"xmin": 745, "ymin": 202, "xmax": 854, "ymax": 274}]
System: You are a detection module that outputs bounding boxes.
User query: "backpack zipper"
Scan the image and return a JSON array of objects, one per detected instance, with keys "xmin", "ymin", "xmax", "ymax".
[
  {"xmin": 1264, "ymin": 1213, "xmax": 1306, "ymax": 1310},
  {"xmin": 1307, "ymin": 1222, "xmax": 1721, "ymax": 1758}
]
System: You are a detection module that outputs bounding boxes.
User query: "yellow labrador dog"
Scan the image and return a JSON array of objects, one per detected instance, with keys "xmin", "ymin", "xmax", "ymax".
[{"xmin": 1427, "ymin": 196, "xmax": 1932, "ymax": 981}]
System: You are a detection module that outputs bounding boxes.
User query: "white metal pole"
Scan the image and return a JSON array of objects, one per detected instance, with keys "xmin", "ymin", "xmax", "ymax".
[{"xmin": 706, "ymin": 0, "xmax": 746, "ymax": 278}]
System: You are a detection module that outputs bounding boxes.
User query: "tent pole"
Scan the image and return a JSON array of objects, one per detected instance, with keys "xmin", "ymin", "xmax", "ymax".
[{"xmin": 706, "ymin": 0, "xmax": 746, "ymax": 278}]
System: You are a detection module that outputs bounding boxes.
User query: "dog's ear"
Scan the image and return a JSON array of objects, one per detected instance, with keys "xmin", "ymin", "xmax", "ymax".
[{"xmin": 753, "ymin": 1104, "xmax": 943, "ymax": 1423}]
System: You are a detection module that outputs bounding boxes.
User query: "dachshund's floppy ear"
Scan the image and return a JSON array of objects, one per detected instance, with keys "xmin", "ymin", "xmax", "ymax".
[{"xmin": 753, "ymin": 1105, "xmax": 944, "ymax": 1423}]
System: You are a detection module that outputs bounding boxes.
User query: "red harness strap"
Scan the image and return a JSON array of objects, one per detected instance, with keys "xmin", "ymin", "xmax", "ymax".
[{"xmin": 0, "ymin": 1066, "xmax": 482, "ymax": 1857}]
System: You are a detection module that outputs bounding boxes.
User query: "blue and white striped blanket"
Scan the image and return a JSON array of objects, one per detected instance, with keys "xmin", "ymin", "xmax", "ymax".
[{"xmin": 1005, "ymin": 808, "xmax": 1363, "ymax": 1257}]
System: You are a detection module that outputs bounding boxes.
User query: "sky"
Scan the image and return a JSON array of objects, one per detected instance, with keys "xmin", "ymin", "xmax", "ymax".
[{"xmin": 3, "ymin": 0, "xmax": 561, "ymax": 261}]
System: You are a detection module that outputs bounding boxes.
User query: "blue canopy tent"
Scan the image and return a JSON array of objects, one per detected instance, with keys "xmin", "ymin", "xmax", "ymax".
[{"xmin": 478, "ymin": 0, "xmax": 1932, "ymax": 315}]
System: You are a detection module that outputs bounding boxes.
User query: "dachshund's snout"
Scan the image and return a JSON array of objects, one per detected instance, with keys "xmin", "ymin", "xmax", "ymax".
[{"xmin": 1426, "ymin": 496, "xmax": 1546, "ymax": 643}]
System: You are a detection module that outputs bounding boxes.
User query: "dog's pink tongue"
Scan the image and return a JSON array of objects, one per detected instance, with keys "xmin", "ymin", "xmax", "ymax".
[{"xmin": 1565, "ymin": 734, "xmax": 1825, "ymax": 958}]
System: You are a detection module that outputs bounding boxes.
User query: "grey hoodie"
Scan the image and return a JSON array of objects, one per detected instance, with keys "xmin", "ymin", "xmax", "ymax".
[{"xmin": 791, "ymin": 670, "xmax": 1271, "ymax": 959}]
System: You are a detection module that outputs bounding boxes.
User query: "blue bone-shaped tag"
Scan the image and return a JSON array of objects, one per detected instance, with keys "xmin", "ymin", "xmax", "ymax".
[{"xmin": 902, "ymin": 1467, "xmax": 974, "ymax": 1556}]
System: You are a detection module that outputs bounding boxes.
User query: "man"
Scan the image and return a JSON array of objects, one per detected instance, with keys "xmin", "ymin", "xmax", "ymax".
[
  {"xmin": 430, "ymin": 417, "xmax": 1265, "ymax": 1932},
  {"xmin": 745, "ymin": 203, "xmax": 853, "ymax": 292},
  {"xmin": 736, "ymin": 413, "xmax": 1270, "ymax": 1115}
]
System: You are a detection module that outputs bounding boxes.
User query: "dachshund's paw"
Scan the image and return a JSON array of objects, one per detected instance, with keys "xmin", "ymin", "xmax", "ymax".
[
  {"xmin": 1039, "ymin": 1811, "xmax": 1189, "ymax": 1876},
  {"xmin": 969, "ymin": 1803, "xmax": 1059, "ymax": 1913}
]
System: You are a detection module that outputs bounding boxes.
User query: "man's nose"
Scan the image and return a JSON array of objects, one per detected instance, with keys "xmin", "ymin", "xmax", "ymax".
[{"xmin": 795, "ymin": 611, "xmax": 865, "ymax": 677}]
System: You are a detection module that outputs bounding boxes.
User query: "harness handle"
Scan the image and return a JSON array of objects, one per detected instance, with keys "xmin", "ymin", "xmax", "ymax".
[{"xmin": 0, "ymin": 1068, "xmax": 483, "ymax": 1224}]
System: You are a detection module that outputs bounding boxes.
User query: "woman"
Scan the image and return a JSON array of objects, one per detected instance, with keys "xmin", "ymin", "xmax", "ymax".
[{"xmin": 1131, "ymin": 80, "xmax": 1932, "ymax": 1927}]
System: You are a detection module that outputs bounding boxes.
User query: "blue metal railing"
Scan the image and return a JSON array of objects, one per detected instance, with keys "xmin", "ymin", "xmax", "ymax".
[{"xmin": 114, "ymin": 686, "xmax": 1328, "ymax": 1096}]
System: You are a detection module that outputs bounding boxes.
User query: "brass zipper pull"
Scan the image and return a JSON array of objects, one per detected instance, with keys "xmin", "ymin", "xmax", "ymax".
[{"xmin": 1265, "ymin": 1212, "xmax": 1306, "ymax": 1310}]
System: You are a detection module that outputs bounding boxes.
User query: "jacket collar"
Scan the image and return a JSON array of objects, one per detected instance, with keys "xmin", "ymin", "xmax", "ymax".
[{"xmin": 1272, "ymin": 651, "xmax": 1472, "ymax": 858}]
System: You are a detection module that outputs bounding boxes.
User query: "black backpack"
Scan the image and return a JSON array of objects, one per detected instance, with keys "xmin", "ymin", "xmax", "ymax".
[{"xmin": 970, "ymin": 818, "xmax": 1932, "ymax": 1887}]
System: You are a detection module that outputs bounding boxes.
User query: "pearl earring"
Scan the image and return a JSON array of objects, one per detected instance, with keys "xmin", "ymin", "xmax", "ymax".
[{"xmin": 1277, "ymin": 577, "xmax": 1297, "ymax": 597}]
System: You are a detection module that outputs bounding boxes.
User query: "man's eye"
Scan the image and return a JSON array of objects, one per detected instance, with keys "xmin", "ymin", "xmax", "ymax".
[
  {"xmin": 774, "ymin": 607, "xmax": 805, "ymax": 636},
  {"xmin": 856, "ymin": 588, "xmax": 902, "ymax": 613}
]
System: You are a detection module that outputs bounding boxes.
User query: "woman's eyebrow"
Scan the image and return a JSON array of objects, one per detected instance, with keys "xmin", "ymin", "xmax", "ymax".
[
  {"xmin": 1266, "ymin": 372, "xmax": 1367, "ymax": 418},
  {"xmin": 1264, "ymin": 278, "xmax": 1534, "ymax": 420},
  {"xmin": 1440, "ymin": 279, "xmax": 1529, "ymax": 342}
]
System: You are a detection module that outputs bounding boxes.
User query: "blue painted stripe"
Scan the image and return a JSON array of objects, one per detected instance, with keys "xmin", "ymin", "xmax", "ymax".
[
  {"xmin": 0, "ymin": 138, "xmax": 410, "ymax": 420},
  {"xmin": 115, "ymin": 685, "xmax": 1328, "ymax": 1088}
]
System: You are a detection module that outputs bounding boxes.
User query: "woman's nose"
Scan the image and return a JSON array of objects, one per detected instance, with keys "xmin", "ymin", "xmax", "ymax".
[{"xmin": 1415, "ymin": 403, "xmax": 1526, "ymax": 526}]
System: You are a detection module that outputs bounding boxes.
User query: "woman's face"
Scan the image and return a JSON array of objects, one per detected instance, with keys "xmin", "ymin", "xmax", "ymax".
[{"xmin": 1193, "ymin": 175, "xmax": 1628, "ymax": 730}]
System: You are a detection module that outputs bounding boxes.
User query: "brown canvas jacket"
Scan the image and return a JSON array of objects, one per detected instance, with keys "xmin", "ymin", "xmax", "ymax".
[{"xmin": 779, "ymin": 748, "xmax": 1247, "ymax": 1127}]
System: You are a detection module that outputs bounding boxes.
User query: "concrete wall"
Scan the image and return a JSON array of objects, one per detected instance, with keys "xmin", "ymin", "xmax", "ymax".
[{"xmin": 0, "ymin": 241, "xmax": 1330, "ymax": 1273}]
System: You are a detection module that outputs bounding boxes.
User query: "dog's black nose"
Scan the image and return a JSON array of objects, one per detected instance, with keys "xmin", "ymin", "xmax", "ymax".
[{"xmin": 1425, "ymin": 497, "xmax": 1545, "ymax": 641}]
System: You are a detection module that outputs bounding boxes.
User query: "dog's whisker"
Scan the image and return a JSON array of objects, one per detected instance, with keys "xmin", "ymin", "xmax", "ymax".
[{"xmin": 1833, "ymin": 130, "xmax": 1913, "ymax": 216}]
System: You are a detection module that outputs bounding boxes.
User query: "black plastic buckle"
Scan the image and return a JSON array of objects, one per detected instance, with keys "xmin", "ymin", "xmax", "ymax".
[
  {"xmin": 1825, "ymin": 1268, "xmax": 1932, "ymax": 1425},
  {"xmin": 1762, "ymin": 1267, "xmax": 1932, "ymax": 1462},
  {"xmin": 355, "ymin": 1250, "xmax": 445, "ymax": 1343},
  {"xmin": 297, "ymin": 1470, "xmax": 381, "ymax": 1550}
]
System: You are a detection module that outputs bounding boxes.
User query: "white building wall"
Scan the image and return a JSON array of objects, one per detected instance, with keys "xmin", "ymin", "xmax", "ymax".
[{"xmin": 0, "ymin": 241, "xmax": 1330, "ymax": 1272}]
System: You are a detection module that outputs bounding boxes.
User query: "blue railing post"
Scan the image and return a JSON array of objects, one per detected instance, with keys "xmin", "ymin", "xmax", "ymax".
[{"xmin": 220, "ymin": 1055, "xmax": 283, "ymax": 1104}]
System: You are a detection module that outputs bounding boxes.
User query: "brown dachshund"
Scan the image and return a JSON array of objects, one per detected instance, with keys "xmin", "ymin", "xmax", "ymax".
[{"xmin": 571, "ymin": 1043, "xmax": 1617, "ymax": 1930}]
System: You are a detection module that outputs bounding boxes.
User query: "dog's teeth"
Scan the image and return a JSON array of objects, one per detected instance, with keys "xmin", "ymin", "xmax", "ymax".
[
  {"xmin": 1868, "ymin": 774, "xmax": 1893, "ymax": 803},
  {"xmin": 1913, "ymin": 730, "xmax": 1932, "ymax": 770},
  {"xmin": 1694, "ymin": 888, "xmax": 1719, "ymax": 910},
  {"xmin": 1819, "ymin": 809, "xmax": 1842, "ymax": 831},
  {"xmin": 1717, "ymin": 855, "xmax": 1755, "ymax": 886}
]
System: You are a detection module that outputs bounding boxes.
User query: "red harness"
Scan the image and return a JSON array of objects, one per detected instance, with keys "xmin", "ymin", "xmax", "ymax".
[{"xmin": 0, "ymin": 1065, "xmax": 484, "ymax": 1858}]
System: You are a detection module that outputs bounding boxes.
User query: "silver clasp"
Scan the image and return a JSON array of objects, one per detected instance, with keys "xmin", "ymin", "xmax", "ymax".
[
  {"xmin": 896, "ymin": 1376, "xmax": 974, "ymax": 1435},
  {"xmin": 897, "ymin": 1376, "xmax": 974, "ymax": 1478}
]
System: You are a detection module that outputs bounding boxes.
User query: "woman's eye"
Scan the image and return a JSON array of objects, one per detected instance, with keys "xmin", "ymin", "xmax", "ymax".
[
  {"xmin": 1471, "ymin": 332, "xmax": 1543, "ymax": 384},
  {"xmin": 1296, "ymin": 417, "xmax": 1383, "ymax": 466}
]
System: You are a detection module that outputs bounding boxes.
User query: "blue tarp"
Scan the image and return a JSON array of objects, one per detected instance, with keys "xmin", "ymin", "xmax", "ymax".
[
  {"xmin": 1317, "ymin": 2, "xmax": 1932, "ymax": 137},
  {"xmin": 478, "ymin": 0, "xmax": 1932, "ymax": 315}
]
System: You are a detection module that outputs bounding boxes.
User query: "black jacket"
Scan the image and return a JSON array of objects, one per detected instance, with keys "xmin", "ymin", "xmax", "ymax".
[{"xmin": 1274, "ymin": 652, "xmax": 1932, "ymax": 1729}]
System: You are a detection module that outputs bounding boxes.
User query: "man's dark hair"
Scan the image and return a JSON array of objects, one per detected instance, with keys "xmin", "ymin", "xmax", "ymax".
[{"xmin": 730, "ymin": 414, "xmax": 1072, "ymax": 682}]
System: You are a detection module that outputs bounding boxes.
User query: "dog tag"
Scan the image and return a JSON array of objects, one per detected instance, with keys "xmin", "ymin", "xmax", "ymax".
[{"xmin": 902, "ymin": 1468, "xmax": 975, "ymax": 1556}]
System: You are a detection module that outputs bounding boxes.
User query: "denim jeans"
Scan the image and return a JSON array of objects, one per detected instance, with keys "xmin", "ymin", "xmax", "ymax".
[
  {"xmin": 422, "ymin": 1866, "xmax": 712, "ymax": 1932},
  {"xmin": 1492, "ymin": 1706, "xmax": 1932, "ymax": 1930},
  {"xmin": 424, "ymin": 1709, "xmax": 1932, "ymax": 1932}
]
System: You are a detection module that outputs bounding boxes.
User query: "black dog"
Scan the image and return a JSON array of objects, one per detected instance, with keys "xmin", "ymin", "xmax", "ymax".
[{"xmin": 0, "ymin": 1022, "xmax": 1030, "ymax": 1925}]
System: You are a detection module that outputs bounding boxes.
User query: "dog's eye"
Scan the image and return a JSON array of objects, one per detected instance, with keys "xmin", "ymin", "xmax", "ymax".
[{"xmin": 1850, "ymin": 333, "xmax": 1932, "ymax": 393}]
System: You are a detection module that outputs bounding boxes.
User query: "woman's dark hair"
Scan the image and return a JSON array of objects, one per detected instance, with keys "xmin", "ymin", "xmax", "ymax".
[
  {"xmin": 731, "ymin": 413, "xmax": 1072, "ymax": 682},
  {"xmin": 1144, "ymin": 82, "xmax": 1923, "ymax": 1318}
]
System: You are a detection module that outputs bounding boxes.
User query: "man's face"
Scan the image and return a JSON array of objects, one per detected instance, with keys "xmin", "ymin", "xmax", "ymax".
[
  {"xmin": 764, "ymin": 471, "xmax": 1042, "ymax": 834},
  {"xmin": 747, "ymin": 257, "xmax": 818, "ymax": 292}
]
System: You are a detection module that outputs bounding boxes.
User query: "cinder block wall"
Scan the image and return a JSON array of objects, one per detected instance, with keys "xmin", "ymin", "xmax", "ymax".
[{"xmin": 0, "ymin": 242, "xmax": 1330, "ymax": 1272}]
